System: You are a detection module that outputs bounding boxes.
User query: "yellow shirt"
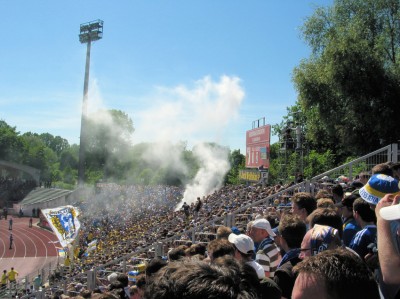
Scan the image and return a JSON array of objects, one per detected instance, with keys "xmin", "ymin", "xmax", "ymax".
[
  {"xmin": 64, "ymin": 256, "xmax": 71, "ymax": 267},
  {"xmin": 8, "ymin": 270, "xmax": 18, "ymax": 281},
  {"xmin": 1, "ymin": 273, "xmax": 7, "ymax": 284}
]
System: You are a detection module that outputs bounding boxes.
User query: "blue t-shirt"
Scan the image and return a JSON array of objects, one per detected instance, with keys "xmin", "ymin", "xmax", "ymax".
[
  {"xmin": 349, "ymin": 225, "xmax": 377, "ymax": 259},
  {"xmin": 342, "ymin": 218, "xmax": 361, "ymax": 247}
]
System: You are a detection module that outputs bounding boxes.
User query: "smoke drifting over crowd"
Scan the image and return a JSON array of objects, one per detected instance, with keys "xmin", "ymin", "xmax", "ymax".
[{"xmin": 86, "ymin": 75, "xmax": 245, "ymax": 206}]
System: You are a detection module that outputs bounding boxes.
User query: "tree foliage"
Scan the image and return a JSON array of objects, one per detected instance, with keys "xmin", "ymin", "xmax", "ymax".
[{"xmin": 293, "ymin": 0, "xmax": 400, "ymax": 158}]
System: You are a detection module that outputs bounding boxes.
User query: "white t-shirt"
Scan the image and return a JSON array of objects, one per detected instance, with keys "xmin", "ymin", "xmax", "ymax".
[{"xmin": 247, "ymin": 260, "xmax": 266, "ymax": 279}]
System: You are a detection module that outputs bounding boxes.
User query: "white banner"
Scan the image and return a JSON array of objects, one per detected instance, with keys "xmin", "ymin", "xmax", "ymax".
[{"xmin": 41, "ymin": 205, "xmax": 81, "ymax": 248}]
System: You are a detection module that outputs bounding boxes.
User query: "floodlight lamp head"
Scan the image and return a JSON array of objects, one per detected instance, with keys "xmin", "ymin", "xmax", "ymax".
[{"xmin": 79, "ymin": 19, "xmax": 103, "ymax": 44}]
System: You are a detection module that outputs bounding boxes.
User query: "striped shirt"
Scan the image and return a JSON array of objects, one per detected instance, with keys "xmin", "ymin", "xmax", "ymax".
[{"xmin": 256, "ymin": 237, "xmax": 280, "ymax": 277}]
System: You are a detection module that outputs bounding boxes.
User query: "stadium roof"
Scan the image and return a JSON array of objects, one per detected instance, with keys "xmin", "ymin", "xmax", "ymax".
[{"xmin": 20, "ymin": 188, "xmax": 73, "ymax": 206}]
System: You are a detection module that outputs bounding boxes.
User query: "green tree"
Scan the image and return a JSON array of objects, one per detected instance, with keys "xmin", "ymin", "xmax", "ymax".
[
  {"xmin": 293, "ymin": 0, "xmax": 400, "ymax": 159},
  {"xmin": 226, "ymin": 149, "xmax": 245, "ymax": 185},
  {"xmin": 0, "ymin": 120, "xmax": 24, "ymax": 162}
]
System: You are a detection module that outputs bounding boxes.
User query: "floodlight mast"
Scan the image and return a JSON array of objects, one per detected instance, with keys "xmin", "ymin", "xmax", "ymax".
[{"xmin": 78, "ymin": 20, "xmax": 103, "ymax": 187}]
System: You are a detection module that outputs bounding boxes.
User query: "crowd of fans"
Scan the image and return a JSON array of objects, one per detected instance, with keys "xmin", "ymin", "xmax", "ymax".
[{"xmin": 3, "ymin": 161, "xmax": 400, "ymax": 299}]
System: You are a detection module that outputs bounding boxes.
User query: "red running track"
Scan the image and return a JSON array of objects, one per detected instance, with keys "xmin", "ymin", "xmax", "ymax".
[{"xmin": 0, "ymin": 217, "xmax": 59, "ymax": 281}]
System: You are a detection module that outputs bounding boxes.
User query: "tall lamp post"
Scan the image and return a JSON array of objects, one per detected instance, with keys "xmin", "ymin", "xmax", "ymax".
[{"xmin": 77, "ymin": 20, "xmax": 103, "ymax": 187}]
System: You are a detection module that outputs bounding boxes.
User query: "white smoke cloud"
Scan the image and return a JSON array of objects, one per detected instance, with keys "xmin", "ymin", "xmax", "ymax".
[
  {"xmin": 134, "ymin": 75, "xmax": 245, "ymax": 208},
  {"xmin": 80, "ymin": 75, "xmax": 245, "ymax": 207},
  {"xmin": 178, "ymin": 143, "xmax": 230, "ymax": 210}
]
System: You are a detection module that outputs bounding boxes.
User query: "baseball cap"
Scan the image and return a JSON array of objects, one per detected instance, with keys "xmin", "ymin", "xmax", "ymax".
[
  {"xmin": 380, "ymin": 204, "xmax": 400, "ymax": 221},
  {"xmin": 252, "ymin": 218, "xmax": 276, "ymax": 237},
  {"xmin": 107, "ymin": 272, "xmax": 118, "ymax": 283},
  {"xmin": 359, "ymin": 174, "xmax": 400, "ymax": 205},
  {"xmin": 228, "ymin": 233, "xmax": 255, "ymax": 254}
]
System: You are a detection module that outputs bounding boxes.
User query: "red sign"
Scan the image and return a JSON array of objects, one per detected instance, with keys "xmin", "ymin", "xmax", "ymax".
[{"xmin": 246, "ymin": 125, "xmax": 271, "ymax": 168}]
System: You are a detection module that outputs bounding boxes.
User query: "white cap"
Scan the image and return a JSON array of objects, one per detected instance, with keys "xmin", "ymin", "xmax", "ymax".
[
  {"xmin": 252, "ymin": 218, "xmax": 276, "ymax": 237},
  {"xmin": 107, "ymin": 272, "xmax": 118, "ymax": 283},
  {"xmin": 380, "ymin": 204, "xmax": 400, "ymax": 221},
  {"xmin": 228, "ymin": 233, "xmax": 255, "ymax": 254}
]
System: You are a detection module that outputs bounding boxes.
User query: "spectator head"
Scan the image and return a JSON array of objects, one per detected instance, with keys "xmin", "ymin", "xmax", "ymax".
[
  {"xmin": 167, "ymin": 245, "xmax": 188, "ymax": 261},
  {"xmin": 291, "ymin": 192, "xmax": 317, "ymax": 221},
  {"xmin": 315, "ymin": 189, "xmax": 332, "ymax": 200},
  {"xmin": 336, "ymin": 194, "xmax": 358, "ymax": 219},
  {"xmin": 207, "ymin": 239, "xmax": 235, "ymax": 262},
  {"xmin": 278, "ymin": 214, "xmax": 306, "ymax": 251},
  {"xmin": 144, "ymin": 258, "xmax": 260, "ymax": 299},
  {"xmin": 107, "ymin": 272, "xmax": 118, "ymax": 283},
  {"xmin": 228, "ymin": 233, "xmax": 255, "ymax": 261},
  {"xmin": 372, "ymin": 163, "xmax": 394, "ymax": 176},
  {"xmin": 299, "ymin": 224, "xmax": 341, "ymax": 259},
  {"xmin": 292, "ymin": 248, "xmax": 379, "ymax": 299},
  {"xmin": 316, "ymin": 198, "xmax": 335, "ymax": 209},
  {"xmin": 116, "ymin": 273, "xmax": 129, "ymax": 287},
  {"xmin": 331, "ymin": 184, "xmax": 344, "ymax": 203},
  {"xmin": 145, "ymin": 257, "xmax": 167, "ymax": 279},
  {"xmin": 353, "ymin": 198, "xmax": 376, "ymax": 224},
  {"xmin": 216, "ymin": 226, "xmax": 233, "ymax": 239},
  {"xmin": 248, "ymin": 218, "xmax": 276, "ymax": 243},
  {"xmin": 307, "ymin": 208, "xmax": 343, "ymax": 239},
  {"xmin": 359, "ymin": 174, "xmax": 400, "ymax": 206},
  {"xmin": 358, "ymin": 172, "xmax": 371, "ymax": 185},
  {"xmin": 391, "ymin": 162, "xmax": 400, "ymax": 180}
]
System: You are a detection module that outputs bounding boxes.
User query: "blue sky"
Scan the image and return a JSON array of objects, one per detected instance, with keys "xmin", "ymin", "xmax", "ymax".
[{"xmin": 0, "ymin": 1, "xmax": 332, "ymax": 154}]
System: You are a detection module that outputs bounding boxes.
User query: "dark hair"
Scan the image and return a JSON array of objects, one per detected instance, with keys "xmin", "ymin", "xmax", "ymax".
[
  {"xmin": 135, "ymin": 274, "xmax": 146, "ymax": 289},
  {"xmin": 79, "ymin": 290, "xmax": 92, "ymax": 298},
  {"xmin": 188, "ymin": 243, "xmax": 207, "ymax": 257},
  {"xmin": 293, "ymin": 248, "xmax": 379, "ymax": 299},
  {"xmin": 278, "ymin": 214, "xmax": 306, "ymax": 249},
  {"xmin": 168, "ymin": 245, "xmax": 188, "ymax": 261},
  {"xmin": 207, "ymin": 239, "xmax": 235, "ymax": 261},
  {"xmin": 332, "ymin": 184, "xmax": 344, "ymax": 197},
  {"xmin": 307, "ymin": 208, "xmax": 343, "ymax": 239},
  {"xmin": 116, "ymin": 273, "xmax": 129, "ymax": 287},
  {"xmin": 144, "ymin": 258, "xmax": 260, "ymax": 299},
  {"xmin": 292, "ymin": 192, "xmax": 317, "ymax": 216},
  {"xmin": 146, "ymin": 257, "xmax": 167, "ymax": 278},
  {"xmin": 216, "ymin": 226, "xmax": 232, "ymax": 239},
  {"xmin": 371, "ymin": 163, "xmax": 393, "ymax": 176},
  {"xmin": 353, "ymin": 198, "xmax": 376, "ymax": 223}
]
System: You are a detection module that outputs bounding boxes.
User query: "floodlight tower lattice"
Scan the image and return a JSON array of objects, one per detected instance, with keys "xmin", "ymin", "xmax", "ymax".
[{"xmin": 77, "ymin": 20, "xmax": 103, "ymax": 187}]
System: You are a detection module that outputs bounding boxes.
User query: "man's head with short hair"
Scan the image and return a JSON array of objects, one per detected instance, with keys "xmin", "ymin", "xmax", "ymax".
[
  {"xmin": 168, "ymin": 245, "xmax": 188, "ymax": 261},
  {"xmin": 372, "ymin": 163, "xmax": 394, "ymax": 176},
  {"xmin": 216, "ymin": 226, "xmax": 233, "ymax": 240},
  {"xmin": 207, "ymin": 239, "xmax": 235, "ymax": 262},
  {"xmin": 316, "ymin": 198, "xmax": 335, "ymax": 209},
  {"xmin": 353, "ymin": 198, "xmax": 376, "ymax": 224},
  {"xmin": 307, "ymin": 208, "xmax": 343, "ymax": 238},
  {"xmin": 292, "ymin": 248, "xmax": 379, "ymax": 299},
  {"xmin": 146, "ymin": 257, "xmax": 167, "ymax": 279},
  {"xmin": 144, "ymin": 258, "xmax": 260, "ymax": 299},
  {"xmin": 278, "ymin": 214, "xmax": 306, "ymax": 250},
  {"xmin": 291, "ymin": 192, "xmax": 317, "ymax": 221},
  {"xmin": 331, "ymin": 184, "xmax": 344, "ymax": 202}
]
